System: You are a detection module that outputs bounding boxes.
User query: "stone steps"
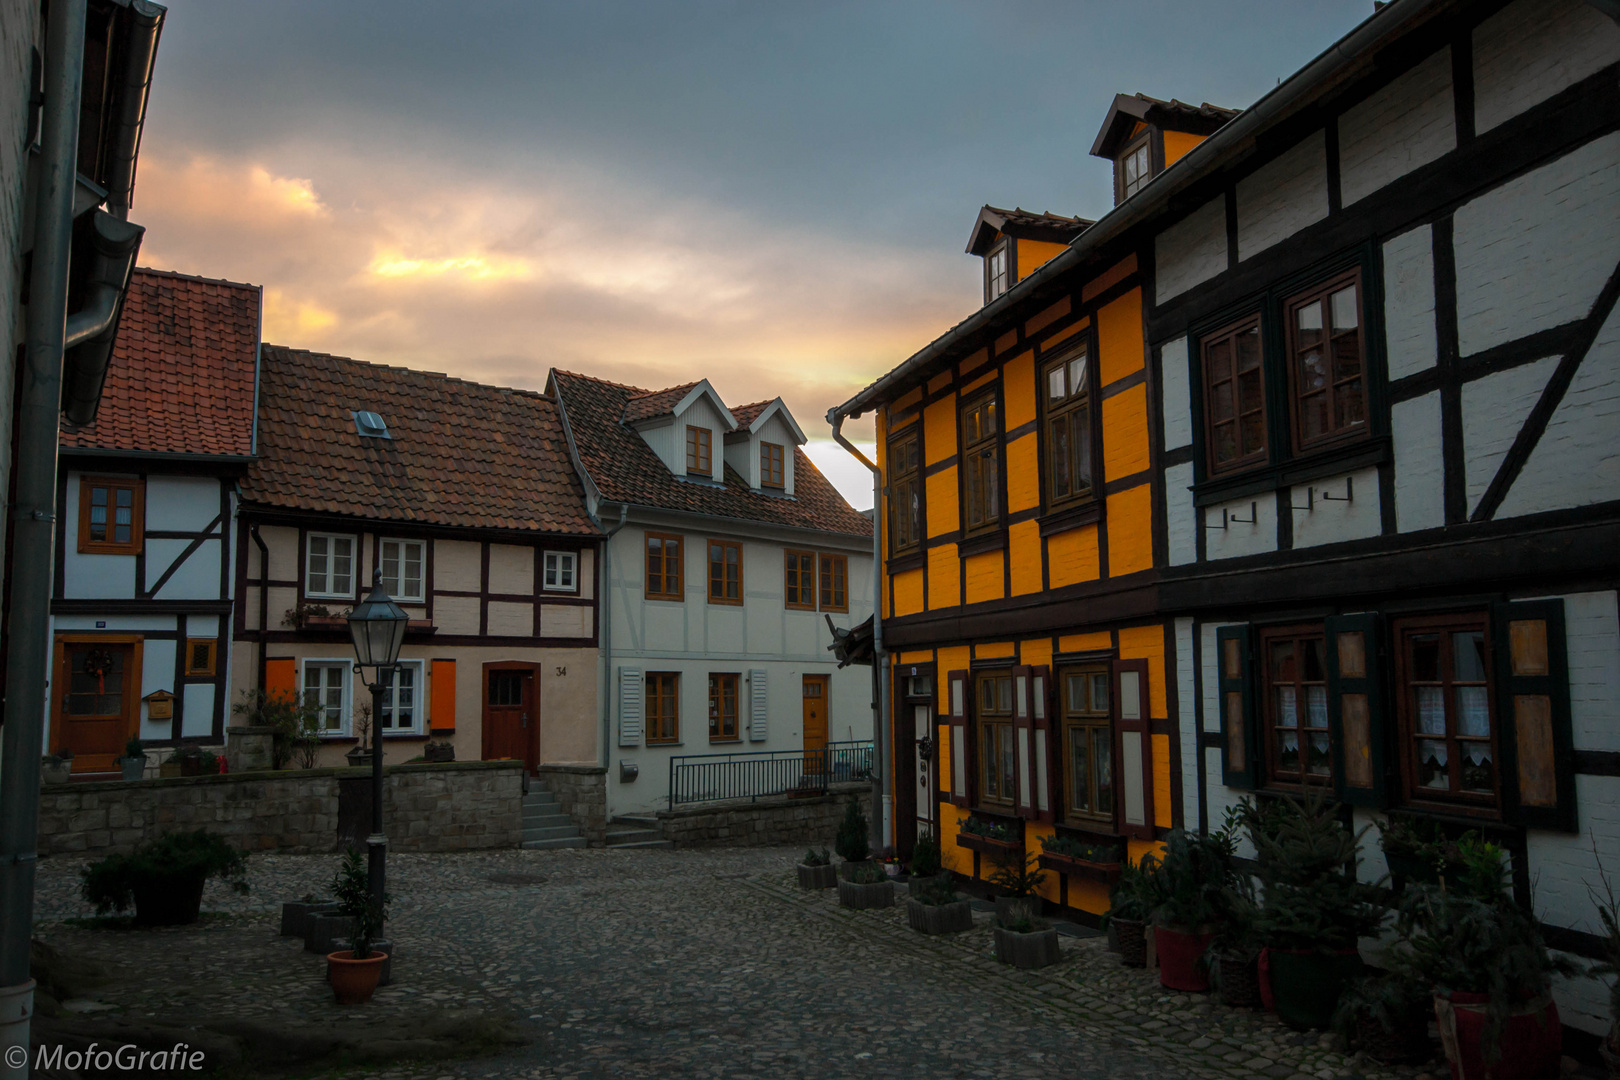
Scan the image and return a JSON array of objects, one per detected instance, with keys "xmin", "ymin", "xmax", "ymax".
[
  {"xmin": 605, "ymin": 815, "xmax": 671, "ymax": 849},
  {"xmin": 520, "ymin": 782, "xmax": 586, "ymax": 849}
]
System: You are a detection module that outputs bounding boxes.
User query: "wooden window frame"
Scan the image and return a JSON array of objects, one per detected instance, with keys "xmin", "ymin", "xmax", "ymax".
[
  {"xmin": 708, "ymin": 672, "xmax": 740, "ymax": 743},
  {"xmin": 985, "ymin": 241, "xmax": 1010, "ymax": 303},
  {"xmin": 974, "ymin": 669, "xmax": 1017, "ymax": 811},
  {"xmin": 645, "ymin": 671, "xmax": 681, "ymax": 744},
  {"xmin": 784, "ymin": 549, "xmax": 816, "ymax": 610},
  {"xmin": 686, "ymin": 426, "xmax": 713, "ymax": 477},
  {"xmin": 1041, "ymin": 346, "xmax": 1096, "ymax": 511},
  {"xmin": 378, "ymin": 537, "xmax": 426, "ymax": 603},
  {"xmin": 305, "ymin": 532, "xmax": 357, "ymax": 600},
  {"xmin": 818, "ymin": 553, "xmax": 848, "ymax": 613},
  {"xmin": 644, "ymin": 531, "xmax": 684, "ymax": 601},
  {"xmin": 301, "ymin": 658, "xmax": 352, "ymax": 735},
  {"xmin": 888, "ymin": 429, "xmax": 922, "ymax": 557},
  {"xmin": 184, "ymin": 638, "xmax": 217, "ymax": 677},
  {"xmin": 707, "ymin": 539, "xmax": 743, "ymax": 605},
  {"xmin": 379, "ymin": 659, "xmax": 426, "ymax": 733},
  {"xmin": 1392, "ymin": 612, "xmax": 1501, "ymax": 817},
  {"xmin": 1200, "ymin": 313, "xmax": 1269, "ymax": 476},
  {"xmin": 77, "ymin": 475, "xmax": 144, "ymax": 555},
  {"xmin": 960, "ymin": 391, "xmax": 1001, "ymax": 537},
  {"xmin": 542, "ymin": 550, "xmax": 578, "ymax": 594},
  {"xmin": 1059, "ymin": 663, "xmax": 1114, "ymax": 827},
  {"xmin": 760, "ymin": 442, "xmax": 785, "ymax": 488},
  {"xmin": 1284, "ymin": 267, "xmax": 1370, "ymax": 453},
  {"xmin": 1117, "ymin": 133, "xmax": 1153, "ymax": 202},
  {"xmin": 1259, "ymin": 623, "xmax": 1333, "ymax": 790}
]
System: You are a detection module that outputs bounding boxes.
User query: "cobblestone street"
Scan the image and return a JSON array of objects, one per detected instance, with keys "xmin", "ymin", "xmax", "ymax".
[{"xmin": 31, "ymin": 846, "xmax": 1450, "ymax": 1079}]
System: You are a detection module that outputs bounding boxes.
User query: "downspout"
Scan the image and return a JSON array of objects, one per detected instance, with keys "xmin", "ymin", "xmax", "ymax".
[
  {"xmin": 252, "ymin": 524, "xmax": 270, "ymax": 691},
  {"xmin": 828, "ymin": 414, "xmax": 889, "ymax": 854},
  {"xmin": 595, "ymin": 504, "xmax": 629, "ymax": 772},
  {"xmin": 0, "ymin": 0, "xmax": 89, "ymax": 1072}
]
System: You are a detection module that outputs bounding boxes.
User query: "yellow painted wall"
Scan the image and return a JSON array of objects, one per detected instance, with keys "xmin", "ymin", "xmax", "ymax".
[
  {"xmin": 1005, "ymin": 433, "xmax": 1040, "ymax": 513},
  {"xmin": 938, "ymin": 644, "xmax": 971, "ymax": 673},
  {"xmin": 1116, "ymin": 623, "xmax": 1167, "ymax": 719},
  {"xmin": 1153, "ymin": 733, "xmax": 1173, "ymax": 829},
  {"xmin": 974, "ymin": 641, "xmax": 1016, "ymax": 660},
  {"xmin": 1163, "ymin": 129, "xmax": 1206, "ymax": 167},
  {"xmin": 1059, "ymin": 630, "xmax": 1112, "ymax": 653},
  {"xmin": 964, "ymin": 551, "xmax": 1005, "ymax": 604},
  {"xmin": 899, "ymin": 649, "xmax": 933, "ymax": 665},
  {"xmin": 1106, "ymin": 485, "xmax": 1153, "ymax": 576},
  {"xmin": 926, "ymin": 466, "xmax": 958, "ymax": 538},
  {"xmin": 1002, "ymin": 350, "xmax": 1036, "ymax": 430},
  {"xmin": 1017, "ymin": 239, "xmax": 1070, "ymax": 281},
  {"xmin": 1041, "ymin": 316, "xmax": 1087, "ymax": 352},
  {"xmin": 1047, "ymin": 524, "xmax": 1100, "ymax": 587},
  {"xmin": 927, "ymin": 543, "xmax": 960, "ymax": 610},
  {"xmin": 1097, "ymin": 288, "xmax": 1144, "ymax": 386},
  {"xmin": 893, "ymin": 568, "xmax": 925, "ymax": 616},
  {"xmin": 939, "ymin": 802, "xmax": 972, "ymax": 874},
  {"xmin": 1101, "ymin": 383, "xmax": 1150, "ymax": 481},
  {"xmin": 1018, "ymin": 636, "xmax": 1053, "ymax": 667},
  {"xmin": 1008, "ymin": 520, "xmax": 1042, "ymax": 596},
  {"xmin": 924, "ymin": 394, "xmax": 956, "ymax": 467}
]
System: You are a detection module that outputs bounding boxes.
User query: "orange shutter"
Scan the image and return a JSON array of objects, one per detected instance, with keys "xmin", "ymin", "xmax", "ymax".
[
  {"xmin": 431, "ymin": 659, "xmax": 456, "ymax": 733},
  {"xmin": 265, "ymin": 657, "xmax": 296, "ymax": 704}
]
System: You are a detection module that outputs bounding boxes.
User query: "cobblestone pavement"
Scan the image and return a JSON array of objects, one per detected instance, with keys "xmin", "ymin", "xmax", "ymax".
[{"xmin": 31, "ymin": 847, "xmax": 1454, "ymax": 1079}]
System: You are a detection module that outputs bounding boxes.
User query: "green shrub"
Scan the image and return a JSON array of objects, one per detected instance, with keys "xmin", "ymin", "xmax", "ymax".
[
  {"xmin": 330, "ymin": 848, "xmax": 390, "ymax": 959},
  {"xmin": 1242, "ymin": 791, "xmax": 1384, "ymax": 953},
  {"xmin": 801, "ymin": 847, "xmax": 831, "ymax": 867},
  {"xmin": 233, "ymin": 688, "xmax": 323, "ymax": 769},
  {"xmin": 846, "ymin": 860, "xmax": 887, "ymax": 885},
  {"xmin": 834, "ymin": 797, "xmax": 870, "ymax": 863},
  {"xmin": 1040, "ymin": 834, "xmax": 1117, "ymax": 863},
  {"xmin": 1152, "ymin": 826, "xmax": 1239, "ymax": 931},
  {"xmin": 909, "ymin": 831, "xmax": 942, "ymax": 877},
  {"xmin": 988, "ymin": 850, "xmax": 1047, "ymax": 899},
  {"xmin": 909, "ymin": 873, "xmax": 957, "ymax": 906},
  {"xmin": 79, "ymin": 830, "xmax": 248, "ymax": 915}
]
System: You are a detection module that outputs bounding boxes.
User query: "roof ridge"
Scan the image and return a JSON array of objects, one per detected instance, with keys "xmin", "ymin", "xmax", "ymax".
[
  {"xmin": 625, "ymin": 380, "xmax": 699, "ymax": 402},
  {"xmin": 134, "ymin": 266, "xmax": 260, "ymax": 291},
  {"xmin": 261, "ymin": 342, "xmax": 553, "ymax": 400},
  {"xmin": 552, "ymin": 369, "xmax": 650, "ymax": 394}
]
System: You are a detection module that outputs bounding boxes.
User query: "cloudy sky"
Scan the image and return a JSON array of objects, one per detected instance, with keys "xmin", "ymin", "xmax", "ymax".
[{"xmin": 133, "ymin": 1, "xmax": 1375, "ymax": 508}]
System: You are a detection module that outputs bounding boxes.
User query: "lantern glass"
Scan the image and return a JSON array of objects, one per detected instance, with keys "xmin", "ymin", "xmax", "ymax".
[{"xmin": 347, "ymin": 574, "xmax": 410, "ymax": 670}]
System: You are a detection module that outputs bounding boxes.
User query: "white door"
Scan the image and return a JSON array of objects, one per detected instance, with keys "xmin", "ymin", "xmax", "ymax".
[{"xmin": 915, "ymin": 703, "xmax": 935, "ymax": 840}]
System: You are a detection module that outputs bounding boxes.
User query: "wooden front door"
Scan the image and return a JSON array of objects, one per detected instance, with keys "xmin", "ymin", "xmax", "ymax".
[
  {"xmin": 802, "ymin": 674, "xmax": 828, "ymax": 772},
  {"xmin": 482, "ymin": 664, "xmax": 537, "ymax": 773},
  {"xmin": 52, "ymin": 637, "xmax": 142, "ymax": 773}
]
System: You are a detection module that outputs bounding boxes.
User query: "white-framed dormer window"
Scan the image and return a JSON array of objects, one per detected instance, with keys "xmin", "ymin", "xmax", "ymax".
[
  {"xmin": 306, "ymin": 533, "xmax": 356, "ymax": 599},
  {"xmin": 380, "ymin": 660, "xmax": 425, "ymax": 733},
  {"xmin": 543, "ymin": 550, "xmax": 578, "ymax": 592},
  {"xmin": 987, "ymin": 243, "xmax": 1009, "ymax": 302},
  {"xmin": 301, "ymin": 659, "xmax": 351, "ymax": 734},
  {"xmin": 379, "ymin": 538, "xmax": 426, "ymax": 602}
]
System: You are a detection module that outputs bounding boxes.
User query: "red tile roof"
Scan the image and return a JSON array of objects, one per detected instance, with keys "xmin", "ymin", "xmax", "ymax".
[
  {"xmin": 551, "ymin": 370, "xmax": 871, "ymax": 538},
  {"xmin": 622, "ymin": 382, "xmax": 700, "ymax": 424},
  {"xmin": 240, "ymin": 346, "xmax": 598, "ymax": 536},
  {"xmin": 729, "ymin": 400, "xmax": 772, "ymax": 428},
  {"xmin": 60, "ymin": 268, "xmax": 260, "ymax": 457}
]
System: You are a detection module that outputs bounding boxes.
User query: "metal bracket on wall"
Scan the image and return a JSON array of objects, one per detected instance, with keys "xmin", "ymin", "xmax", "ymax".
[
  {"xmin": 1291, "ymin": 487, "xmax": 1315, "ymax": 513},
  {"xmin": 1320, "ymin": 476, "xmax": 1354, "ymax": 502},
  {"xmin": 1204, "ymin": 501, "xmax": 1258, "ymax": 530}
]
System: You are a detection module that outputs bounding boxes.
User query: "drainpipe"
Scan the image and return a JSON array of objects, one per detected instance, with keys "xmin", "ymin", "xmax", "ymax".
[
  {"xmin": 0, "ymin": 0, "xmax": 89, "ymax": 1072},
  {"xmin": 827, "ymin": 414, "xmax": 889, "ymax": 854},
  {"xmin": 595, "ymin": 504, "xmax": 629, "ymax": 774},
  {"xmin": 252, "ymin": 524, "xmax": 270, "ymax": 690}
]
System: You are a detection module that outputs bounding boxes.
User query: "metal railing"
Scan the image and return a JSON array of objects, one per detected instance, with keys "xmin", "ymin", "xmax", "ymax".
[{"xmin": 668, "ymin": 740, "xmax": 874, "ymax": 807}]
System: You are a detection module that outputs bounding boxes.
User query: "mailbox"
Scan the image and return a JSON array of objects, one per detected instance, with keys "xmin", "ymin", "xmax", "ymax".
[{"xmin": 143, "ymin": 689, "xmax": 175, "ymax": 720}]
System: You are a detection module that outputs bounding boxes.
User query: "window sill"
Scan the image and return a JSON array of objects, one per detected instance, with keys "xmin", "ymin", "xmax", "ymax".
[
  {"xmin": 1192, "ymin": 437, "xmax": 1389, "ymax": 508},
  {"xmin": 707, "ymin": 598, "xmax": 744, "ymax": 607},
  {"xmin": 888, "ymin": 551, "xmax": 925, "ymax": 573},
  {"xmin": 708, "ymin": 738, "xmax": 742, "ymax": 745},
  {"xmin": 958, "ymin": 531, "xmax": 1006, "ymax": 557},
  {"xmin": 541, "ymin": 587, "xmax": 580, "ymax": 595},
  {"xmin": 645, "ymin": 595, "xmax": 684, "ymax": 604},
  {"xmin": 1038, "ymin": 502, "xmax": 1101, "ymax": 538},
  {"xmin": 645, "ymin": 740, "xmax": 682, "ymax": 747}
]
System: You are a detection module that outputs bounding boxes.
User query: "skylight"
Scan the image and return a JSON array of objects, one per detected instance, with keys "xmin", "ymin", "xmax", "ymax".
[{"xmin": 354, "ymin": 410, "xmax": 391, "ymax": 439}]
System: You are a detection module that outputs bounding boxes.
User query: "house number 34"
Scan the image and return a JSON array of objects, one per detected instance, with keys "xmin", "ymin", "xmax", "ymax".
[{"xmin": 555, "ymin": 666, "xmax": 567, "ymax": 677}]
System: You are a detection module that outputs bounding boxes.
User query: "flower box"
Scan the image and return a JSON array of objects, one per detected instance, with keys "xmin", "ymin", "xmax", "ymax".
[
  {"xmin": 1037, "ymin": 851, "xmax": 1122, "ymax": 884},
  {"xmin": 836, "ymin": 879, "xmax": 894, "ymax": 910},
  {"xmin": 993, "ymin": 925, "xmax": 1061, "ymax": 969},
  {"xmin": 955, "ymin": 831, "xmax": 1023, "ymax": 859}
]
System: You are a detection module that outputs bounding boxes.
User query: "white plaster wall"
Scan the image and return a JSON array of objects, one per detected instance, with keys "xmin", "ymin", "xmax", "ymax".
[
  {"xmin": 1288, "ymin": 467, "xmax": 1381, "ymax": 549},
  {"xmin": 1164, "ymin": 463, "xmax": 1196, "ymax": 566},
  {"xmin": 148, "ymin": 539, "xmax": 221, "ymax": 600},
  {"xmin": 1202, "ymin": 493, "xmax": 1276, "ymax": 561},
  {"xmin": 257, "ymin": 525, "xmax": 298, "ymax": 582},
  {"xmin": 1453, "ymin": 132, "xmax": 1620, "ymax": 357},
  {"xmin": 60, "ymin": 474, "xmax": 136, "ymax": 599},
  {"xmin": 145, "ymin": 477, "xmax": 220, "ymax": 531},
  {"xmin": 1199, "ymin": 620, "xmax": 1256, "ymax": 859},
  {"xmin": 1350, "ymin": 808, "xmax": 1394, "ymax": 887},
  {"xmin": 433, "ymin": 539, "xmax": 481, "ymax": 592},
  {"xmin": 1381, "ymin": 224, "xmax": 1436, "ymax": 380},
  {"xmin": 540, "ymin": 604, "xmax": 591, "ymax": 639},
  {"xmin": 1559, "ymin": 591, "xmax": 1620, "ymax": 753},
  {"xmin": 1159, "ymin": 336, "xmax": 1192, "ymax": 450},
  {"xmin": 1338, "ymin": 47, "xmax": 1455, "ymax": 207},
  {"xmin": 1235, "ymin": 130, "xmax": 1328, "ymax": 261},
  {"xmin": 1153, "ymin": 196, "xmax": 1227, "ymax": 305},
  {"xmin": 140, "ymin": 639, "xmax": 178, "ymax": 740},
  {"xmin": 1473, "ymin": 0, "xmax": 1620, "ymax": 135},
  {"xmin": 1497, "ymin": 306, "xmax": 1620, "ymax": 519},
  {"xmin": 182, "ymin": 683, "xmax": 214, "ymax": 738},
  {"xmin": 486, "ymin": 601, "xmax": 532, "ymax": 636},
  {"xmin": 434, "ymin": 596, "xmax": 479, "ymax": 635},
  {"xmin": 488, "ymin": 543, "xmax": 533, "ymax": 594},
  {"xmin": 1391, "ymin": 391, "xmax": 1444, "ymax": 533},
  {"xmin": 1459, "ymin": 355, "xmax": 1559, "ymax": 516}
]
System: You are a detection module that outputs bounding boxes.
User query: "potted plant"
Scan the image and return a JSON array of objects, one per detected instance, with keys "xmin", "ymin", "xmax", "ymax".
[
  {"xmin": 1151, "ymin": 825, "xmax": 1239, "ymax": 992},
  {"xmin": 1332, "ymin": 971, "xmax": 1434, "ymax": 1066},
  {"xmin": 906, "ymin": 871, "xmax": 972, "ymax": 934},
  {"xmin": 1244, "ymin": 792, "xmax": 1384, "ymax": 1030},
  {"xmin": 40, "ymin": 749, "xmax": 73, "ymax": 784},
  {"xmin": 909, "ymin": 830, "xmax": 942, "ymax": 879},
  {"xmin": 955, "ymin": 815, "xmax": 1022, "ymax": 858},
  {"xmin": 797, "ymin": 847, "xmax": 836, "ymax": 890},
  {"xmin": 325, "ymin": 849, "xmax": 391, "ymax": 1005},
  {"xmin": 993, "ymin": 907, "xmax": 1061, "ymax": 970},
  {"xmin": 280, "ymin": 890, "xmax": 338, "ymax": 937},
  {"xmin": 836, "ymin": 858, "xmax": 895, "ymax": 910},
  {"xmin": 1378, "ymin": 815, "xmax": 1470, "ymax": 892},
  {"xmin": 988, "ymin": 849, "xmax": 1047, "ymax": 926},
  {"xmin": 1103, "ymin": 851, "xmax": 1162, "ymax": 968},
  {"xmin": 834, "ymin": 797, "xmax": 874, "ymax": 880},
  {"xmin": 1038, "ymin": 833, "xmax": 1122, "ymax": 884},
  {"xmin": 168, "ymin": 745, "xmax": 221, "ymax": 777},
  {"xmin": 1210, "ymin": 891, "xmax": 1264, "ymax": 1008},
  {"xmin": 79, "ymin": 829, "xmax": 249, "ymax": 926},
  {"xmin": 423, "ymin": 739, "xmax": 455, "ymax": 763},
  {"xmin": 233, "ymin": 688, "xmax": 322, "ymax": 769},
  {"xmin": 118, "ymin": 739, "xmax": 145, "ymax": 782},
  {"xmin": 346, "ymin": 703, "xmax": 376, "ymax": 768},
  {"xmin": 1588, "ymin": 852, "xmax": 1620, "ymax": 1078}
]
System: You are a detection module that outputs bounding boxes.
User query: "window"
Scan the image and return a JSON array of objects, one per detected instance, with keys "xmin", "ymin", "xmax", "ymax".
[
  {"xmin": 1120, "ymin": 138, "xmax": 1152, "ymax": 199},
  {"xmin": 379, "ymin": 539, "xmax": 425, "ymax": 602},
  {"xmin": 646, "ymin": 672, "xmax": 680, "ymax": 743},
  {"xmin": 784, "ymin": 550, "xmax": 816, "ymax": 610},
  {"xmin": 760, "ymin": 442, "xmax": 785, "ymax": 488},
  {"xmin": 78, "ymin": 476, "xmax": 142, "ymax": 554},
  {"xmin": 1395, "ymin": 614, "xmax": 1498, "ymax": 810},
  {"xmin": 1261, "ymin": 625, "xmax": 1332, "ymax": 786},
  {"xmin": 961, "ymin": 393, "xmax": 1000, "ymax": 534},
  {"xmin": 380, "ymin": 661, "xmax": 425, "ymax": 732},
  {"xmin": 306, "ymin": 533, "xmax": 356, "ymax": 599},
  {"xmin": 708, "ymin": 540, "xmax": 742, "ymax": 604},
  {"xmin": 686, "ymin": 426, "xmax": 713, "ymax": 476},
  {"xmin": 184, "ymin": 639, "xmax": 216, "ymax": 677},
  {"xmin": 543, "ymin": 550, "xmax": 578, "ymax": 592},
  {"xmin": 1202, "ymin": 316, "xmax": 1267, "ymax": 474},
  {"xmin": 645, "ymin": 532, "xmax": 683, "ymax": 601},
  {"xmin": 986, "ymin": 243, "xmax": 1009, "ymax": 302},
  {"xmin": 888, "ymin": 430, "xmax": 921, "ymax": 556},
  {"xmin": 818, "ymin": 553, "xmax": 848, "ymax": 612},
  {"xmin": 976, "ymin": 671, "xmax": 1016, "ymax": 809},
  {"xmin": 1043, "ymin": 349, "xmax": 1093, "ymax": 508},
  {"xmin": 1286, "ymin": 269, "xmax": 1367, "ymax": 450},
  {"xmin": 1062, "ymin": 665, "xmax": 1113, "ymax": 823},
  {"xmin": 302, "ymin": 660, "xmax": 349, "ymax": 732},
  {"xmin": 709, "ymin": 673, "xmax": 739, "ymax": 741}
]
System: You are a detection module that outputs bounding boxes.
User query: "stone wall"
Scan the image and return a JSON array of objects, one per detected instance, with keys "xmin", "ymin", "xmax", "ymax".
[
  {"xmin": 36, "ymin": 760, "xmax": 522, "ymax": 857},
  {"xmin": 534, "ymin": 764, "xmax": 607, "ymax": 844},
  {"xmin": 654, "ymin": 783, "xmax": 871, "ymax": 849}
]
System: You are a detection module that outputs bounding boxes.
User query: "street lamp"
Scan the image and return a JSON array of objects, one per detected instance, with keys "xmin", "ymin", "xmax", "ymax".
[{"xmin": 347, "ymin": 571, "xmax": 409, "ymax": 916}]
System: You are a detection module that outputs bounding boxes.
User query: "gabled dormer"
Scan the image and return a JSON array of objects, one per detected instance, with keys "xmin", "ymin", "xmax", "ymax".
[
  {"xmin": 725, "ymin": 398, "xmax": 807, "ymax": 496},
  {"xmin": 966, "ymin": 206, "xmax": 1092, "ymax": 306},
  {"xmin": 621, "ymin": 379, "xmax": 737, "ymax": 482},
  {"xmin": 1090, "ymin": 93, "xmax": 1237, "ymax": 206}
]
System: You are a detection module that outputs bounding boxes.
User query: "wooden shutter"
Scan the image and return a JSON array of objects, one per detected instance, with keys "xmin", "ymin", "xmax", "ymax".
[
  {"xmin": 1494, "ymin": 599, "xmax": 1576, "ymax": 833},
  {"xmin": 430, "ymin": 658, "xmax": 456, "ymax": 733},
  {"xmin": 946, "ymin": 669, "xmax": 970, "ymax": 808},
  {"xmin": 1326, "ymin": 614, "xmax": 1387, "ymax": 807},
  {"xmin": 618, "ymin": 667, "xmax": 643, "ymax": 747},
  {"xmin": 1216, "ymin": 626, "xmax": 1258, "ymax": 789},
  {"xmin": 1013, "ymin": 665, "xmax": 1035, "ymax": 818},
  {"xmin": 264, "ymin": 657, "xmax": 296, "ymax": 702},
  {"xmin": 748, "ymin": 669, "xmax": 768, "ymax": 741},
  {"xmin": 1112, "ymin": 658, "xmax": 1154, "ymax": 840},
  {"xmin": 1029, "ymin": 664, "xmax": 1056, "ymax": 823}
]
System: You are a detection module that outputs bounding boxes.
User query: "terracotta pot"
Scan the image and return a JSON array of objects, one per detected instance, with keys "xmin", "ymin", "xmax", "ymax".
[
  {"xmin": 327, "ymin": 950, "xmax": 388, "ymax": 1004},
  {"xmin": 1260, "ymin": 948, "xmax": 1362, "ymax": 1030},
  {"xmin": 1435, "ymin": 990, "xmax": 1560, "ymax": 1080},
  {"xmin": 1113, "ymin": 917, "xmax": 1147, "ymax": 967},
  {"xmin": 1155, "ymin": 926, "xmax": 1213, "ymax": 992}
]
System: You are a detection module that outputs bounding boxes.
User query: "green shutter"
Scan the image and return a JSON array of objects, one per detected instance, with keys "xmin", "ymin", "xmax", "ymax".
[
  {"xmin": 1216, "ymin": 625, "xmax": 1258, "ymax": 790},
  {"xmin": 1326, "ymin": 613, "xmax": 1388, "ymax": 808},
  {"xmin": 1493, "ymin": 599, "xmax": 1576, "ymax": 833}
]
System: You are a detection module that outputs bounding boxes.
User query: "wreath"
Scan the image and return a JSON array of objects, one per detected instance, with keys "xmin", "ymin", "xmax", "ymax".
[{"xmin": 83, "ymin": 648, "xmax": 116, "ymax": 695}]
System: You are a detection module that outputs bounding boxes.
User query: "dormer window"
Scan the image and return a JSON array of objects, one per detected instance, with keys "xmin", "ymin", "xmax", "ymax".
[
  {"xmin": 760, "ymin": 442, "xmax": 785, "ymax": 488},
  {"xmin": 686, "ymin": 426, "xmax": 713, "ymax": 476},
  {"xmin": 354, "ymin": 410, "xmax": 391, "ymax": 439},
  {"xmin": 1120, "ymin": 137, "xmax": 1152, "ymax": 200},
  {"xmin": 986, "ymin": 243, "xmax": 1009, "ymax": 302}
]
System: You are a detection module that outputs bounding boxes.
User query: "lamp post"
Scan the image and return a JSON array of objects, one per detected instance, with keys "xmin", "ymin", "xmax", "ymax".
[{"xmin": 346, "ymin": 572, "xmax": 409, "ymax": 915}]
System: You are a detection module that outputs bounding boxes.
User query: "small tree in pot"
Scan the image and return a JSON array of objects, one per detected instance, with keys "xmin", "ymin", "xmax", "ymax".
[
  {"xmin": 326, "ymin": 848, "xmax": 391, "ymax": 1005},
  {"xmin": 909, "ymin": 830, "xmax": 942, "ymax": 879},
  {"xmin": 796, "ymin": 847, "xmax": 836, "ymax": 890},
  {"xmin": 836, "ymin": 857, "xmax": 894, "ymax": 910},
  {"xmin": 1151, "ymin": 825, "xmax": 1239, "ymax": 992},
  {"xmin": 906, "ymin": 870, "xmax": 972, "ymax": 934},
  {"xmin": 1103, "ymin": 851, "xmax": 1164, "ymax": 968},
  {"xmin": 988, "ymin": 849, "xmax": 1047, "ymax": 926},
  {"xmin": 834, "ymin": 797, "xmax": 873, "ymax": 880},
  {"xmin": 119, "ymin": 738, "xmax": 145, "ymax": 782},
  {"xmin": 80, "ymin": 829, "xmax": 248, "ymax": 926}
]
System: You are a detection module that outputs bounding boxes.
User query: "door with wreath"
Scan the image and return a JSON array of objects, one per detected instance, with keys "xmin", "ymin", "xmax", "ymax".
[{"xmin": 52, "ymin": 636, "xmax": 142, "ymax": 773}]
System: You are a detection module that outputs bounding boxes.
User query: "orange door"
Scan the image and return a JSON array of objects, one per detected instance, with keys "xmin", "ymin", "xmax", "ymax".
[
  {"xmin": 53, "ymin": 638, "xmax": 141, "ymax": 773},
  {"xmin": 802, "ymin": 674, "xmax": 828, "ymax": 772},
  {"xmin": 482, "ymin": 665, "xmax": 536, "ymax": 772}
]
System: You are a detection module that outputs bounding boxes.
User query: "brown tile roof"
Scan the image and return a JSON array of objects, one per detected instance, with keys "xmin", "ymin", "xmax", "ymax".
[
  {"xmin": 240, "ymin": 345, "xmax": 598, "ymax": 536},
  {"xmin": 60, "ymin": 267, "xmax": 260, "ymax": 456},
  {"xmin": 728, "ymin": 400, "xmax": 772, "ymax": 428},
  {"xmin": 622, "ymin": 382, "xmax": 700, "ymax": 424},
  {"xmin": 551, "ymin": 370, "xmax": 871, "ymax": 538},
  {"xmin": 983, "ymin": 206, "xmax": 1093, "ymax": 231}
]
